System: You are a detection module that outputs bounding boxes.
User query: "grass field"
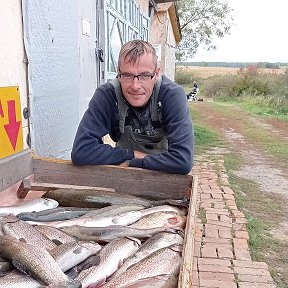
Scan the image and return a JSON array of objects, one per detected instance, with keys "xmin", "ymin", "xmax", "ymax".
[{"xmin": 177, "ymin": 65, "xmax": 286, "ymax": 78}]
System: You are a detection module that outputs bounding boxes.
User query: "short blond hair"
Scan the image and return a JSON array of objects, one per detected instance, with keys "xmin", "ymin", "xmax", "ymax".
[{"xmin": 118, "ymin": 40, "xmax": 157, "ymax": 69}]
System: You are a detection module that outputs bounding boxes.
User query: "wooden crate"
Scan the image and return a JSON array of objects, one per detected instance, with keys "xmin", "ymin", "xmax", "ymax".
[{"xmin": 3, "ymin": 157, "xmax": 198, "ymax": 287}]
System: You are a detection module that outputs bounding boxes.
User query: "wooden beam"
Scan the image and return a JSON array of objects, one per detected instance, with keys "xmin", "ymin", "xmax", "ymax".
[{"xmin": 32, "ymin": 157, "xmax": 193, "ymax": 200}]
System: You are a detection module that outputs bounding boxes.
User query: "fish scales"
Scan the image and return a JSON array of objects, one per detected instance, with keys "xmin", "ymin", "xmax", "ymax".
[
  {"xmin": 43, "ymin": 189, "xmax": 188, "ymax": 208},
  {"xmin": 50, "ymin": 241, "xmax": 101, "ymax": 272},
  {"xmin": 59, "ymin": 225, "xmax": 182, "ymax": 243},
  {"xmin": 129, "ymin": 211, "xmax": 187, "ymax": 229},
  {"xmin": 1, "ymin": 216, "xmax": 57, "ymax": 250},
  {"xmin": 112, "ymin": 231, "xmax": 184, "ymax": 278},
  {"xmin": 102, "ymin": 244, "xmax": 182, "ymax": 288},
  {"xmin": 75, "ymin": 237, "xmax": 141, "ymax": 288},
  {"xmin": 0, "ymin": 236, "xmax": 76, "ymax": 286}
]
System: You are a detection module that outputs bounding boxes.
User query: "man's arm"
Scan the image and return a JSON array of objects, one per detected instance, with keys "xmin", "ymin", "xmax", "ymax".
[
  {"xmin": 71, "ymin": 84, "xmax": 134, "ymax": 165},
  {"xmin": 128, "ymin": 79, "xmax": 194, "ymax": 174}
]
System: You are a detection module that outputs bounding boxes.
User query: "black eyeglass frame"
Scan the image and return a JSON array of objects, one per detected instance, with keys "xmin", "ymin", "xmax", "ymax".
[{"xmin": 118, "ymin": 69, "xmax": 156, "ymax": 83}]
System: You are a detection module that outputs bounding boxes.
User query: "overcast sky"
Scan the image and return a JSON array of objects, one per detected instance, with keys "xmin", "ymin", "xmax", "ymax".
[{"xmin": 192, "ymin": 0, "xmax": 288, "ymax": 63}]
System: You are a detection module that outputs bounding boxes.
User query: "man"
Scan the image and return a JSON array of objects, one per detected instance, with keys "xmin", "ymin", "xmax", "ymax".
[{"xmin": 71, "ymin": 40, "xmax": 194, "ymax": 174}]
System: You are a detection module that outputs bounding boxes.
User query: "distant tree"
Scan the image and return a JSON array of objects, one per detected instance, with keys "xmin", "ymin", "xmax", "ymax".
[{"xmin": 176, "ymin": 0, "xmax": 234, "ymax": 61}]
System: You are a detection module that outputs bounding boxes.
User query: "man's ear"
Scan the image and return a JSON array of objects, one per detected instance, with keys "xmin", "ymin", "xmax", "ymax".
[{"xmin": 154, "ymin": 67, "xmax": 161, "ymax": 81}]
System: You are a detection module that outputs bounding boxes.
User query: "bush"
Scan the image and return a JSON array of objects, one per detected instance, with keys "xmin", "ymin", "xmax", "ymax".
[{"xmin": 175, "ymin": 68, "xmax": 194, "ymax": 86}]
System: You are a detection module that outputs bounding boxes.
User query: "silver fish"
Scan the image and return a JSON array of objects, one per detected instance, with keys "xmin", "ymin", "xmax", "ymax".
[
  {"xmin": 102, "ymin": 244, "xmax": 182, "ymax": 288},
  {"xmin": 28, "ymin": 205, "xmax": 145, "ymax": 228},
  {"xmin": 35, "ymin": 225, "xmax": 76, "ymax": 245},
  {"xmin": 129, "ymin": 211, "xmax": 187, "ymax": 229},
  {"xmin": 17, "ymin": 207, "xmax": 95, "ymax": 222},
  {"xmin": 0, "ymin": 271, "xmax": 45, "ymax": 288},
  {"xmin": 112, "ymin": 231, "xmax": 184, "ymax": 277},
  {"xmin": 118, "ymin": 274, "xmax": 178, "ymax": 288},
  {"xmin": 59, "ymin": 225, "xmax": 183, "ymax": 243},
  {"xmin": 50, "ymin": 241, "xmax": 101, "ymax": 272},
  {"xmin": 75, "ymin": 237, "xmax": 141, "ymax": 288},
  {"xmin": 0, "ymin": 236, "xmax": 79, "ymax": 287},
  {"xmin": 139, "ymin": 205, "xmax": 187, "ymax": 217},
  {"xmin": 43, "ymin": 189, "xmax": 189, "ymax": 208},
  {"xmin": 1, "ymin": 216, "xmax": 57, "ymax": 250},
  {"xmin": 0, "ymin": 198, "xmax": 59, "ymax": 216}
]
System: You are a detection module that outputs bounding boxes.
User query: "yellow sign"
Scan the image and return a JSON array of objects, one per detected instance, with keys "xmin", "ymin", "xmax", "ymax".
[{"xmin": 0, "ymin": 86, "xmax": 23, "ymax": 158}]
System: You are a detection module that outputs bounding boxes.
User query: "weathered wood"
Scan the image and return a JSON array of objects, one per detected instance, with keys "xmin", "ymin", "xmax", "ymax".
[
  {"xmin": 32, "ymin": 158, "xmax": 193, "ymax": 200},
  {"xmin": 178, "ymin": 176, "xmax": 198, "ymax": 288},
  {"xmin": 17, "ymin": 179, "xmax": 116, "ymax": 198},
  {"xmin": 0, "ymin": 149, "xmax": 33, "ymax": 192}
]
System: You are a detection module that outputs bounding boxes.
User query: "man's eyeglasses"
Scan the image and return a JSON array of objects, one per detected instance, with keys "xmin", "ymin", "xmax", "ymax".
[{"xmin": 118, "ymin": 70, "xmax": 156, "ymax": 83}]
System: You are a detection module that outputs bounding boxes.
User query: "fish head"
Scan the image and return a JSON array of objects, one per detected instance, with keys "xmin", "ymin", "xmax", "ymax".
[{"xmin": 43, "ymin": 198, "xmax": 59, "ymax": 208}]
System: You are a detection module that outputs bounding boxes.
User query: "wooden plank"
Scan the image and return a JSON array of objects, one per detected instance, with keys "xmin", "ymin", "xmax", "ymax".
[
  {"xmin": 32, "ymin": 157, "xmax": 193, "ymax": 200},
  {"xmin": 0, "ymin": 149, "xmax": 33, "ymax": 192},
  {"xmin": 178, "ymin": 175, "xmax": 198, "ymax": 288},
  {"xmin": 25, "ymin": 182, "xmax": 116, "ymax": 192}
]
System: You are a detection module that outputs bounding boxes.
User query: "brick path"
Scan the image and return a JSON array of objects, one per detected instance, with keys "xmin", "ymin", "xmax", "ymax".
[{"xmin": 191, "ymin": 157, "xmax": 276, "ymax": 288}]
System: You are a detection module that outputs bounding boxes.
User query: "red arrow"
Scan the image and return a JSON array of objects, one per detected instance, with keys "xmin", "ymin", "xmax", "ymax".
[
  {"xmin": 4, "ymin": 100, "xmax": 21, "ymax": 150},
  {"xmin": 0, "ymin": 100, "xmax": 4, "ymax": 117}
]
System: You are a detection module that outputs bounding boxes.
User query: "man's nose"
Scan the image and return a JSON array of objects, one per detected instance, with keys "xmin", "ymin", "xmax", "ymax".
[{"xmin": 131, "ymin": 76, "xmax": 142, "ymax": 88}]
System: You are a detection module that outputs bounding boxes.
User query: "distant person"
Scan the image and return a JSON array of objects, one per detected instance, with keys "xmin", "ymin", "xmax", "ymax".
[
  {"xmin": 193, "ymin": 81, "xmax": 198, "ymax": 94},
  {"xmin": 71, "ymin": 40, "xmax": 194, "ymax": 175}
]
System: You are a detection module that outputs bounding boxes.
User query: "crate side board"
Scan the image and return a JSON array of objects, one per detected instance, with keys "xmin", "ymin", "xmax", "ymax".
[
  {"xmin": 0, "ymin": 150, "xmax": 33, "ymax": 192},
  {"xmin": 32, "ymin": 158, "xmax": 193, "ymax": 200},
  {"xmin": 178, "ymin": 175, "xmax": 198, "ymax": 288}
]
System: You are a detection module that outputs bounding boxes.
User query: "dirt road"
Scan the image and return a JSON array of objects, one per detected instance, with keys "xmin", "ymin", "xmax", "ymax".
[{"xmin": 190, "ymin": 101, "xmax": 288, "ymax": 286}]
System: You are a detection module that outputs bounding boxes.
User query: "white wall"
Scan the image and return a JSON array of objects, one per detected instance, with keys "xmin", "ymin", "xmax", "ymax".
[{"xmin": 0, "ymin": 0, "xmax": 29, "ymax": 150}]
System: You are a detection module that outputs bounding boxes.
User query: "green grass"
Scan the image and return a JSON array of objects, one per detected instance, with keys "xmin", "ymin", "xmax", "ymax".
[{"xmin": 190, "ymin": 108, "xmax": 224, "ymax": 155}]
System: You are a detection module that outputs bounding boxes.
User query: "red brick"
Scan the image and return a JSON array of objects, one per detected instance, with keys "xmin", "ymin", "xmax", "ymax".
[
  {"xmin": 198, "ymin": 263, "xmax": 233, "ymax": 273},
  {"xmin": 233, "ymin": 223, "xmax": 247, "ymax": 231},
  {"xmin": 205, "ymin": 227, "xmax": 219, "ymax": 238},
  {"xmin": 238, "ymin": 283, "xmax": 276, "ymax": 288},
  {"xmin": 219, "ymin": 215, "xmax": 232, "ymax": 223},
  {"xmin": 200, "ymin": 279, "xmax": 237, "ymax": 288},
  {"xmin": 218, "ymin": 227, "xmax": 232, "ymax": 239},
  {"xmin": 235, "ymin": 230, "xmax": 249, "ymax": 240},
  {"xmin": 238, "ymin": 274, "xmax": 274, "ymax": 283},
  {"xmin": 206, "ymin": 220, "xmax": 232, "ymax": 228},
  {"xmin": 234, "ymin": 267, "xmax": 271, "ymax": 276},
  {"xmin": 205, "ymin": 208, "xmax": 230, "ymax": 215},
  {"xmin": 217, "ymin": 247, "xmax": 234, "ymax": 259},
  {"xmin": 199, "ymin": 271, "xmax": 235, "ymax": 282},
  {"xmin": 206, "ymin": 214, "xmax": 219, "ymax": 221},
  {"xmin": 202, "ymin": 237, "xmax": 230, "ymax": 244},
  {"xmin": 233, "ymin": 260, "xmax": 268, "ymax": 269},
  {"xmin": 201, "ymin": 246, "xmax": 217, "ymax": 258},
  {"xmin": 222, "ymin": 186, "xmax": 235, "ymax": 194},
  {"xmin": 198, "ymin": 258, "xmax": 231, "ymax": 267},
  {"xmin": 234, "ymin": 248, "xmax": 252, "ymax": 261}
]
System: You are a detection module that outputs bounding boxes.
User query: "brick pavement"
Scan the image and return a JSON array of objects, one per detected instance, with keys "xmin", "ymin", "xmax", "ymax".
[{"xmin": 191, "ymin": 157, "xmax": 276, "ymax": 288}]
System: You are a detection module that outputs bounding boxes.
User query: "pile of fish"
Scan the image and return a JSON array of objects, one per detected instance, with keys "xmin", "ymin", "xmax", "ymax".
[{"xmin": 0, "ymin": 189, "xmax": 188, "ymax": 288}]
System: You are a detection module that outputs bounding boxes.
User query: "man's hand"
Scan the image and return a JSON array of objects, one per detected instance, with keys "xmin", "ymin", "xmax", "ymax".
[{"xmin": 134, "ymin": 150, "xmax": 147, "ymax": 159}]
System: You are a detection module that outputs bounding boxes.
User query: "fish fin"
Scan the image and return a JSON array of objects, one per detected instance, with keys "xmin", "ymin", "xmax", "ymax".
[
  {"xmin": 18, "ymin": 237, "xmax": 27, "ymax": 243},
  {"xmin": 73, "ymin": 247, "xmax": 84, "ymax": 255},
  {"xmin": 52, "ymin": 239, "xmax": 64, "ymax": 246},
  {"xmin": 11, "ymin": 259, "xmax": 30, "ymax": 275}
]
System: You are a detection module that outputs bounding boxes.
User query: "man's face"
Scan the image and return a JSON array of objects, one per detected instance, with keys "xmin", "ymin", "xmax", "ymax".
[{"xmin": 118, "ymin": 53, "xmax": 160, "ymax": 107}]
